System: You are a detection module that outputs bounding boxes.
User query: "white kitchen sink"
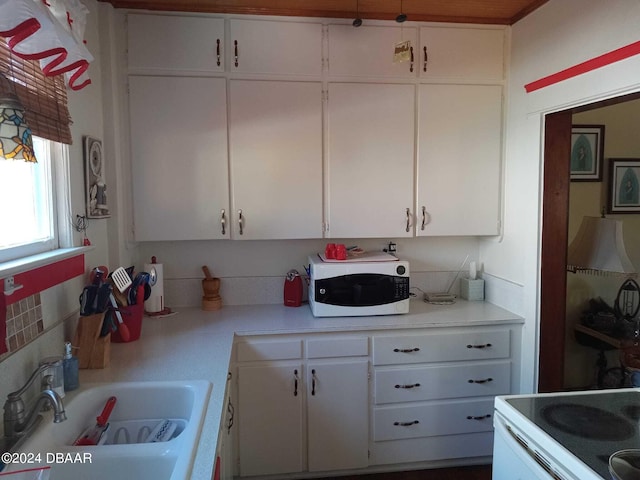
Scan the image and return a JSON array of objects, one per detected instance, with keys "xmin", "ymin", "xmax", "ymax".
[{"xmin": 3, "ymin": 380, "xmax": 212, "ymax": 480}]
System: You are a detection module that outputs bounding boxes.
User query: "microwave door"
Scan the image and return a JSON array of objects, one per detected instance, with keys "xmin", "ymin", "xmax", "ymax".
[{"xmin": 316, "ymin": 274, "xmax": 396, "ymax": 306}]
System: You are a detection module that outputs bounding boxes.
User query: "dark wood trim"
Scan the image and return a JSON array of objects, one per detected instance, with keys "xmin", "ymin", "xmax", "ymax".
[{"xmin": 538, "ymin": 110, "xmax": 572, "ymax": 393}]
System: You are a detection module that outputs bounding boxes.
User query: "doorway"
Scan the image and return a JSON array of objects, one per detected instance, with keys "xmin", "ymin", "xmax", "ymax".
[{"xmin": 539, "ymin": 93, "xmax": 640, "ymax": 393}]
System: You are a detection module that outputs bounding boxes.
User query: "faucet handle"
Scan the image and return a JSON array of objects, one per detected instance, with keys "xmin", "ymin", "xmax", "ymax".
[{"xmin": 40, "ymin": 375, "xmax": 54, "ymax": 411}]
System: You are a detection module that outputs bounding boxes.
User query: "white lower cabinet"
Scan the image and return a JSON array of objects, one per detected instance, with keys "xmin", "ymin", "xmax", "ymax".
[
  {"xmin": 233, "ymin": 325, "xmax": 518, "ymax": 476},
  {"xmin": 235, "ymin": 336, "xmax": 369, "ymax": 477},
  {"xmin": 370, "ymin": 327, "xmax": 513, "ymax": 466},
  {"xmin": 237, "ymin": 363, "xmax": 304, "ymax": 476},
  {"xmin": 215, "ymin": 374, "xmax": 236, "ymax": 480}
]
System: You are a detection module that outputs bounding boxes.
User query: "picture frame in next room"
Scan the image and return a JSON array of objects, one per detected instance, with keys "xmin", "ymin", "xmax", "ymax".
[
  {"xmin": 570, "ymin": 124, "xmax": 604, "ymax": 182},
  {"xmin": 608, "ymin": 158, "xmax": 640, "ymax": 214}
]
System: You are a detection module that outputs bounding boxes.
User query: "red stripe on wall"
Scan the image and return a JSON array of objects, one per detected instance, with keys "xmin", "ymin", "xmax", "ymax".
[
  {"xmin": 4, "ymin": 255, "xmax": 85, "ymax": 306},
  {"xmin": 525, "ymin": 40, "xmax": 640, "ymax": 93}
]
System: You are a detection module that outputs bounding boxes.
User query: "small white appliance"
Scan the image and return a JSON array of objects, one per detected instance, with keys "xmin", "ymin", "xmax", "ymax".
[
  {"xmin": 307, "ymin": 254, "xmax": 409, "ymax": 317},
  {"xmin": 493, "ymin": 388, "xmax": 640, "ymax": 480}
]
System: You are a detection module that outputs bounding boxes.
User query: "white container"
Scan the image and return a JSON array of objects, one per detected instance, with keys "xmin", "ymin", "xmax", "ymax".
[{"xmin": 460, "ymin": 278, "xmax": 484, "ymax": 301}]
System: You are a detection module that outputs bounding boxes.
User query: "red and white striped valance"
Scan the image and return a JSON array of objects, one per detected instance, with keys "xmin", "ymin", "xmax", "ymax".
[{"xmin": 0, "ymin": 0, "xmax": 93, "ymax": 91}]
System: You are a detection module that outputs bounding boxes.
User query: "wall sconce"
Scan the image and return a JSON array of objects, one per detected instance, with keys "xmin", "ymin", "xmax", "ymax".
[{"xmin": 0, "ymin": 72, "xmax": 36, "ymax": 162}]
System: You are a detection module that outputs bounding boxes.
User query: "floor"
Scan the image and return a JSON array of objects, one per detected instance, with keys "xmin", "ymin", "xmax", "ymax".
[{"xmin": 319, "ymin": 465, "xmax": 492, "ymax": 480}]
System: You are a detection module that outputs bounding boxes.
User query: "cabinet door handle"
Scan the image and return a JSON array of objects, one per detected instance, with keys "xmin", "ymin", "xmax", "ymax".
[
  {"xmin": 468, "ymin": 377, "xmax": 493, "ymax": 384},
  {"xmin": 238, "ymin": 209, "xmax": 244, "ymax": 235},
  {"xmin": 220, "ymin": 209, "xmax": 226, "ymax": 235},
  {"xmin": 467, "ymin": 414, "xmax": 491, "ymax": 421},
  {"xmin": 216, "ymin": 38, "xmax": 221, "ymax": 66},
  {"xmin": 393, "ymin": 347, "xmax": 420, "ymax": 353},
  {"xmin": 394, "ymin": 383, "xmax": 421, "ymax": 389},
  {"xmin": 467, "ymin": 343, "xmax": 492, "ymax": 349},
  {"xmin": 294, "ymin": 369, "xmax": 299, "ymax": 396},
  {"xmin": 405, "ymin": 208, "xmax": 412, "ymax": 233},
  {"xmin": 234, "ymin": 40, "xmax": 239, "ymax": 67},
  {"xmin": 409, "ymin": 46, "xmax": 414, "ymax": 73},
  {"xmin": 394, "ymin": 420, "xmax": 420, "ymax": 426},
  {"xmin": 311, "ymin": 369, "xmax": 317, "ymax": 396},
  {"xmin": 423, "ymin": 46, "xmax": 428, "ymax": 72},
  {"xmin": 421, "ymin": 206, "xmax": 426, "ymax": 230}
]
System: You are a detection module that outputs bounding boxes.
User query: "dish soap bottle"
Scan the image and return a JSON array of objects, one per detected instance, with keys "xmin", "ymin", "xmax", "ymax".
[{"xmin": 63, "ymin": 341, "xmax": 79, "ymax": 392}]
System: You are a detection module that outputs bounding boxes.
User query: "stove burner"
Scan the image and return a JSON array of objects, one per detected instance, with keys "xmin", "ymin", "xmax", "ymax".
[
  {"xmin": 541, "ymin": 403, "xmax": 634, "ymax": 441},
  {"xmin": 622, "ymin": 404, "xmax": 640, "ymax": 421}
]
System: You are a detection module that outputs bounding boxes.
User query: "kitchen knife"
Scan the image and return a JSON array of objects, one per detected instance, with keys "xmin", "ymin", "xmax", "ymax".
[{"xmin": 73, "ymin": 396, "xmax": 117, "ymax": 446}]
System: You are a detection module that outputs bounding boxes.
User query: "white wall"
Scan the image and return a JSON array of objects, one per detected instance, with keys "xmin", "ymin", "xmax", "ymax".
[{"xmin": 482, "ymin": 0, "xmax": 640, "ymax": 392}]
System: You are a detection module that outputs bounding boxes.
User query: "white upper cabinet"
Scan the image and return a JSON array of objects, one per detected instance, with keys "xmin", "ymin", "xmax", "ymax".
[
  {"xmin": 419, "ymin": 27, "xmax": 505, "ymax": 82},
  {"xmin": 327, "ymin": 83, "xmax": 415, "ymax": 238},
  {"xmin": 128, "ymin": 14, "xmax": 224, "ymax": 73},
  {"xmin": 417, "ymin": 84, "xmax": 502, "ymax": 236},
  {"xmin": 328, "ymin": 25, "xmax": 418, "ymax": 78},
  {"xmin": 229, "ymin": 19, "xmax": 322, "ymax": 75},
  {"xmin": 129, "ymin": 76, "xmax": 229, "ymax": 241},
  {"xmin": 229, "ymin": 80, "xmax": 323, "ymax": 239}
]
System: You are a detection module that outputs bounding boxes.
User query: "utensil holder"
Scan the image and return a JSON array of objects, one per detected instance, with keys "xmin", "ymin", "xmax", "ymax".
[
  {"xmin": 111, "ymin": 303, "xmax": 143, "ymax": 343},
  {"xmin": 460, "ymin": 278, "xmax": 485, "ymax": 301},
  {"xmin": 74, "ymin": 313, "xmax": 110, "ymax": 369}
]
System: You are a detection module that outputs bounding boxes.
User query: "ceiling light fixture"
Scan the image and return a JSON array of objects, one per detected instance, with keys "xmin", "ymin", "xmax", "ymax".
[
  {"xmin": 396, "ymin": 0, "xmax": 407, "ymax": 23},
  {"xmin": 352, "ymin": 0, "xmax": 362, "ymax": 27}
]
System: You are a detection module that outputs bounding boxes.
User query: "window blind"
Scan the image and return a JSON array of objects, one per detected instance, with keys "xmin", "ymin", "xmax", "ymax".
[{"xmin": 0, "ymin": 38, "xmax": 72, "ymax": 145}]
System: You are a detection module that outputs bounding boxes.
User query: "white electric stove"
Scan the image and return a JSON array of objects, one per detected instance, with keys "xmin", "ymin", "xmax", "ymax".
[{"xmin": 493, "ymin": 388, "xmax": 640, "ymax": 480}]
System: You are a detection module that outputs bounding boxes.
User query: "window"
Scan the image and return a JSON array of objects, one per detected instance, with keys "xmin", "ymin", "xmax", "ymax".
[
  {"xmin": 0, "ymin": 37, "xmax": 74, "ymax": 266},
  {"xmin": 0, "ymin": 136, "xmax": 71, "ymax": 263}
]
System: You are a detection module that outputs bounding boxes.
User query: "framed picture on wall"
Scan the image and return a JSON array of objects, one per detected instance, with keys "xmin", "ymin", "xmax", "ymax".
[
  {"xmin": 570, "ymin": 124, "xmax": 605, "ymax": 181},
  {"xmin": 608, "ymin": 158, "xmax": 640, "ymax": 213},
  {"xmin": 84, "ymin": 136, "xmax": 111, "ymax": 218}
]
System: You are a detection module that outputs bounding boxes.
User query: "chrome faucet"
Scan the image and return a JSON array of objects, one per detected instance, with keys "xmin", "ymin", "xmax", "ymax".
[{"xmin": 3, "ymin": 362, "xmax": 67, "ymax": 445}]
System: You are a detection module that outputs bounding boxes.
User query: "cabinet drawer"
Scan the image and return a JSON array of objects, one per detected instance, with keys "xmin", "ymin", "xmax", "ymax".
[
  {"xmin": 306, "ymin": 337, "xmax": 368, "ymax": 358},
  {"xmin": 374, "ymin": 361, "xmax": 510, "ymax": 404},
  {"xmin": 373, "ymin": 398, "xmax": 494, "ymax": 441},
  {"xmin": 236, "ymin": 340, "xmax": 302, "ymax": 362},
  {"xmin": 372, "ymin": 329, "xmax": 510, "ymax": 365},
  {"xmin": 370, "ymin": 431, "xmax": 493, "ymax": 466}
]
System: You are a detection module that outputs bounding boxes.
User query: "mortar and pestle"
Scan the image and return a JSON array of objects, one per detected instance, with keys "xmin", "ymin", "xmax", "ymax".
[{"xmin": 202, "ymin": 265, "xmax": 222, "ymax": 311}]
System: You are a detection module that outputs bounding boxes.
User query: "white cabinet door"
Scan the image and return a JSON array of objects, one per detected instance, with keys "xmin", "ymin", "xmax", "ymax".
[
  {"xmin": 327, "ymin": 83, "xmax": 415, "ymax": 238},
  {"xmin": 237, "ymin": 364, "xmax": 304, "ymax": 476},
  {"xmin": 419, "ymin": 27, "xmax": 504, "ymax": 82},
  {"xmin": 229, "ymin": 80, "xmax": 323, "ymax": 239},
  {"xmin": 129, "ymin": 76, "xmax": 229, "ymax": 241},
  {"xmin": 417, "ymin": 84, "xmax": 502, "ymax": 236},
  {"xmin": 230, "ymin": 19, "xmax": 322, "ymax": 75},
  {"xmin": 328, "ymin": 25, "xmax": 418, "ymax": 78},
  {"xmin": 128, "ymin": 14, "xmax": 224, "ymax": 73},
  {"xmin": 307, "ymin": 360, "xmax": 369, "ymax": 472}
]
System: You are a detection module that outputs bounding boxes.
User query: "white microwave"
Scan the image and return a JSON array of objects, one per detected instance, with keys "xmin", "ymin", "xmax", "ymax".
[{"xmin": 307, "ymin": 255, "xmax": 410, "ymax": 317}]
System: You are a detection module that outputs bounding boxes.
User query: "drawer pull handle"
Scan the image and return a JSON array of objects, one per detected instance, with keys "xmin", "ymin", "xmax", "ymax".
[
  {"xmin": 394, "ymin": 420, "xmax": 419, "ymax": 427},
  {"xmin": 294, "ymin": 369, "xmax": 299, "ymax": 397},
  {"xmin": 467, "ymin": 414, "xmax": 492, "ymax": 421},
  {"xmin": 234, "ymin": 40, "xmax": 239, "ymax": 67},
  {"xmin": 394, "ymin": 383, "xmax": 421, "ymax": 389},
  {"xmin": 467, "ymin": 343, "xmax": 492, "ymax": 349},
  {"xmin": 409, "ymin": 46, "xmax": 414, "ymax": 73},
  {"xmin": 393, "ymin": 347, "xmax": 420, "ymax": 353},
  {"xmin": 216, "ymin": 38, "xmax": 221, "ymax": 66},
  {"xmin": 468, "ymin": 377, "xmax": 493, "ymax": 384}
]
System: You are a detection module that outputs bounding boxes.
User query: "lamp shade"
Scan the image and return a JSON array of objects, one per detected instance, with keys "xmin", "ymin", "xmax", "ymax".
[
  {"xmin": 567, "ymin": 216, "xmax": 635, "ymax": 275},
  {"xmin": 0, "ymin": 74, "xmax": 35, "ymax": 162}
]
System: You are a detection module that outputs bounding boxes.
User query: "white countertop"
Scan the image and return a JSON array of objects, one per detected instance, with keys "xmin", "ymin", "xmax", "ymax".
[{"xmin": 80, "ymin": 298, "xmax": 522, "ymax": 480}]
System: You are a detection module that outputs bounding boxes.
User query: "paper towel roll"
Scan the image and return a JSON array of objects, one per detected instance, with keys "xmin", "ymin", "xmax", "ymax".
[{"xmin": 144, "ymin": 261, "xmax": 164, "ymax": 313}]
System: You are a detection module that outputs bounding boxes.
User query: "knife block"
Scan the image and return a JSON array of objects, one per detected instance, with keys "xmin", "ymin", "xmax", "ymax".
[{"xmin": 74, "ymin": 313, "xmax": 110, "ymax": 369}]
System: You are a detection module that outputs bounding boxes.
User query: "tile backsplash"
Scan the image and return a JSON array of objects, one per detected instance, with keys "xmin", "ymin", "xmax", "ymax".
[{"xmin": 4, "ymin": 294, "xmax": 44, "ymax": 356}]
